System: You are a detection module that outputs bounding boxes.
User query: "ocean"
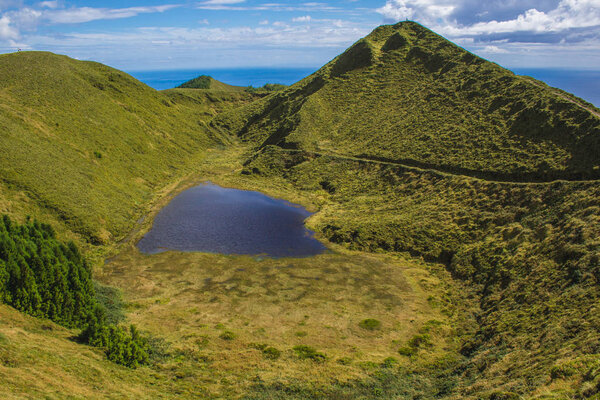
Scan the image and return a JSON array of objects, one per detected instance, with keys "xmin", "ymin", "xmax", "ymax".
[
  {"xmin": 513, "ymin": 68, "xmax": 600, "ymax": 108},
  {"xmin": 128, "ymin": 67, "xmax": 600, "ymax": 108},
  {"xmin": 127, "ymin": 68, "xmax": 315, "ymax": 91}
]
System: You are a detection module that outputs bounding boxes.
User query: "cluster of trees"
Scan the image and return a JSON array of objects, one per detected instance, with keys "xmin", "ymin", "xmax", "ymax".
[
  {"xmin": 0, "ymin": 215, "xmax": 148, "ymax": 367},
  {"xmin": 79, "ymin": 306, "xmax": 149, "ymax": 368},
  {"xmin": 245, "ymin": 83, "xmax": 287, "ymax": 93}
]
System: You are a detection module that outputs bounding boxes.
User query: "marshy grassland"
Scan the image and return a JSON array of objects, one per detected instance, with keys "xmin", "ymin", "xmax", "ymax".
[{"xmin": 1, "ymin": 147, "xmax": 474, "ymax": 399}]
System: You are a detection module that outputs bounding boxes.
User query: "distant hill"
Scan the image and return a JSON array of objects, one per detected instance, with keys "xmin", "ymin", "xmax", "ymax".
[
  {"xmin": 216, "ymin": 21, "xmax": 600, "ymax": 181},
  {"xmin": 177, "ymin": 75, "xmax": 245, "ymax": 91},
  {"xmin": 0, "ymin": 52, "xmax": 252, "ymax": 244},
  {"xmin": 177, "ymin": 75, "xmax": 288, "ymax": 94}
]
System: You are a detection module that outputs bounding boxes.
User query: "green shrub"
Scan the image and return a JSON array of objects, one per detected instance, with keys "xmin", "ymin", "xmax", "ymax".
[
  {"xmin": 249, "ymin": 342, "xmax": 267, "ymax": 351},
  {"xmin": 295, "ymin": 331, "xmax": 308, "ymax": 337},
  {"xmin": 79, "ymin": 313, "xmax": 149, "ymax": 368},
  {"xmin": 381, "ymin": 357, "xmax": 399, "ymax": 368},
  {"xmin": 408, "ymin": 334, "xmax": 431, "ymax": 348},
  {"xmin": 398, "ymin": 346, "xmax": 416, "ymax": 357},
  {"xmin": 293, "ymin": 345, "xmax": 327, "ymax": 362},
  {"xmin": 0, "ymin": 215, "xmax": 95, "ymax": 328},
  {"xmin": 337, "ymin": 356, "xmax": 353, "ymax": 365},
  {"xmin": 359, "ymin": 319, "xmax": 381, "ymax": 331},
  {"xmin": 219, "ymin": 331, "xmax": 237, "ymax": 341},
  {"xmin": 0, "ymin": 215, "xmax": 150, "ymax": 368},
  {"xmin": 262, "ymin": 347, "xmax": 281, "ymax": 360}
]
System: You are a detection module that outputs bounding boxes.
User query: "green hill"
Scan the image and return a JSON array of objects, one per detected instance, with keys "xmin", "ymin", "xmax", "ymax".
[
  {"xmin": 215, "ymin": 21, "xmax": 600, "ymax": 181},
  {"xmin": 213, "ymin": 21, "xmax": 600, "ymax": 398},
  {"xmin": 177, "ymin": 75, "xmax": 245, "ymax": 91},
  {"xmin": 0, "ymin": 52, "xmax": 253, "ymax": 246}
]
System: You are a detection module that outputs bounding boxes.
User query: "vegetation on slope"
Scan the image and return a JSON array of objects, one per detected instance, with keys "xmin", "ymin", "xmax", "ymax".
[
  {"xmin": 214, "ymin": 21, "xmax": 600, "ymax": 181},
  {"xmin": 0, "ymin": 305, "xmax": 172, "ymax": 399},
  {"xmin": 213, "ymin": 21, "xmax": 600, "ymax": 399},
  {"xmin": 0, "ymin": 214, "xmax": 94, "ymax": 326},
  {"xmin": 0, "ymin": 215, "xmax": 149, "ymax": 367},
  {"xmin": 245, "ymin": 83, "xmax": 288, "ymax": 94},
  {"xmin": 0, "ymin": 52, "xmax": 254, "ymax": 245},
  {"xmin": 242, "ymin": 148, "xmax": 600, "ymax": 397}
]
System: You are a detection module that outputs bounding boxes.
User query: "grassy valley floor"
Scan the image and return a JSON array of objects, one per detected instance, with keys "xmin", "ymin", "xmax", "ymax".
[{"xmin": 1, "ymin": 147, "xmax": 475, "ymax": 399}]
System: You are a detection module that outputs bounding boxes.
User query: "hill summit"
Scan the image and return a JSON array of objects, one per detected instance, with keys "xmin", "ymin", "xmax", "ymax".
[{"xmin": 216, "ymin": 21, "xmax": 600, "ymax": 181}]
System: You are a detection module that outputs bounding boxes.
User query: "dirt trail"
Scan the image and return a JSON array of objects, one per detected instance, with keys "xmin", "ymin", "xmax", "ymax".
[{"xmin": 274, "ymin": 149, "xmax": 600, "ymax": 185}]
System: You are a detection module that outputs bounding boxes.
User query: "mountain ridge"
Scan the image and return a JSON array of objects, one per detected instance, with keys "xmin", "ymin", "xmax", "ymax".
[{"xmin": 215, "ymin": 21, "xmax": 600, "ymax": 181}]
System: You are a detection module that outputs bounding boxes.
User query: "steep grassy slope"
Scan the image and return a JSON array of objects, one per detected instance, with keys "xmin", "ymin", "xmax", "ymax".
[
  {"xmin": 242, "ymin": 149, "xmax": 600, "ymax": 398},
  {"xmin": 0, "ymin": 52, "xmax": 254, "ymax": 245},
  {"xmin": 0, "ymin": 304, "xmax": 183, "ymax": 399},
  {"xmin": 178, "ymin": 75, "xmax": 245, "ymax": 91},
  {"xmin": 214, "ymin": 21, "xmax": 600, "ymax": 399},
  {"xmin": 215, "ymin": 21, "xmax": 600, "ymax": 181}
]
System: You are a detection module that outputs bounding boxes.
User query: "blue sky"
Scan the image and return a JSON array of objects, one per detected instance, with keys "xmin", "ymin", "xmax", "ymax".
[{"xmin": 0, "ymin": 0, "xmax": 598, "ymax": 71}]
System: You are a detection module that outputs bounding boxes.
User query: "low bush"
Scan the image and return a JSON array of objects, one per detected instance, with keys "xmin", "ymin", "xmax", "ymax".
[
  {"xmin": 359, "ymin": 319, "xmax": 381, "ymax": 331},
  {"xmin": 293, "ymin": 345, "xmax": 327, "ymax": 362},
  {"xmin": 263, "ymin": 347, "xmax": 281, "ymax": 360},
  {"xmin": 219, "ymin": 331, "xmax": 237, "ymax": 341}
]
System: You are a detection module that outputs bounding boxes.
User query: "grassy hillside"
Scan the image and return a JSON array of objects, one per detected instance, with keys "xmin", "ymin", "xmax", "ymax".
[
  {"xmin": 0, "ymin": 52, "xmax": 253, "ymax": 246},
  {"xmin": 213, "ymin": 21, "xmax": 600, "ymax": 398},
  {"xmin": 178, "ymin": 75, "xmax": 245, "ymax": 91},
  {"xmin": 215, "ymin": 21, "xmax": 600, "ymax": 182}
]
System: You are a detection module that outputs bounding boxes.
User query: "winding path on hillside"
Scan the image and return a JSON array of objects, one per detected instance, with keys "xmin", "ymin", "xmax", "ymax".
[{"xmin": 271, "ymin": 148, "xmax": 600, "ymax": 185}]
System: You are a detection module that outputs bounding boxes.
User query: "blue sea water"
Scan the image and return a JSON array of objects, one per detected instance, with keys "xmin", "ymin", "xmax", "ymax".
[
  {"xmin": 128, "ymin": 68, "xmax": 315, "ymax": 91},
  {"xmin": 129, "ymin": 67, "xmax": 599, "ymax": 108},
  {"xmin": 513, "ymin": 69, "xmax": 600, "ymax": 108}
]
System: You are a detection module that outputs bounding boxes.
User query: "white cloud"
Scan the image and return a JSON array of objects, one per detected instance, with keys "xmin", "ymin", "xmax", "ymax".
[
  {"xmin": 448, "ymin": 0, "xmax": 600, "ymax": 35},
  {"xmin": 293, "ymin": 15, "xmax": 312, "ymax": 23},
  {"xmin": 23, "ymin": 19, "xmax": 369, "ymax": 51},
  {"xmin": 45, "ymin": 5, "xmax": 180, "ymax": 24},
  {"xmin": 377, "ymin": 0, "xmax": 456, "ymax": 22},
  {"xmin": 481, "ymin": 45, "xmax": 509, "ymax": 54},
  {"xmin": 196, "ymin": 2, "xmax": 338, "ymax": 11},
  {"xmin": 0, "ymin": 14, "xmax": 18, "ymax": 40},
  {"xmin": 376, "ymin": 0, "xmax": 600, "ymax": 38},
  {"xmin": 38, "ymin": 1, "xmax": 58, "ymax": 9},
  {"xmin": 200, "ymin": 0, "xmax": 245, "ymax": 4},
  {"xmin": 0, "ymin": 3, "xmax": 182, "ymax": 45}
]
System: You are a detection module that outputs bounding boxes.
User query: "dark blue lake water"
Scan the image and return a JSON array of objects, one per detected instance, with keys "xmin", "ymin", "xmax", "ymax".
[
  {"xmin": 129, "ymin": 67, "xmax": 600, "ymax": 107},
  {"xmin": 137, "ymin": 183, "xmax": 327, "ymax": 257}
]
